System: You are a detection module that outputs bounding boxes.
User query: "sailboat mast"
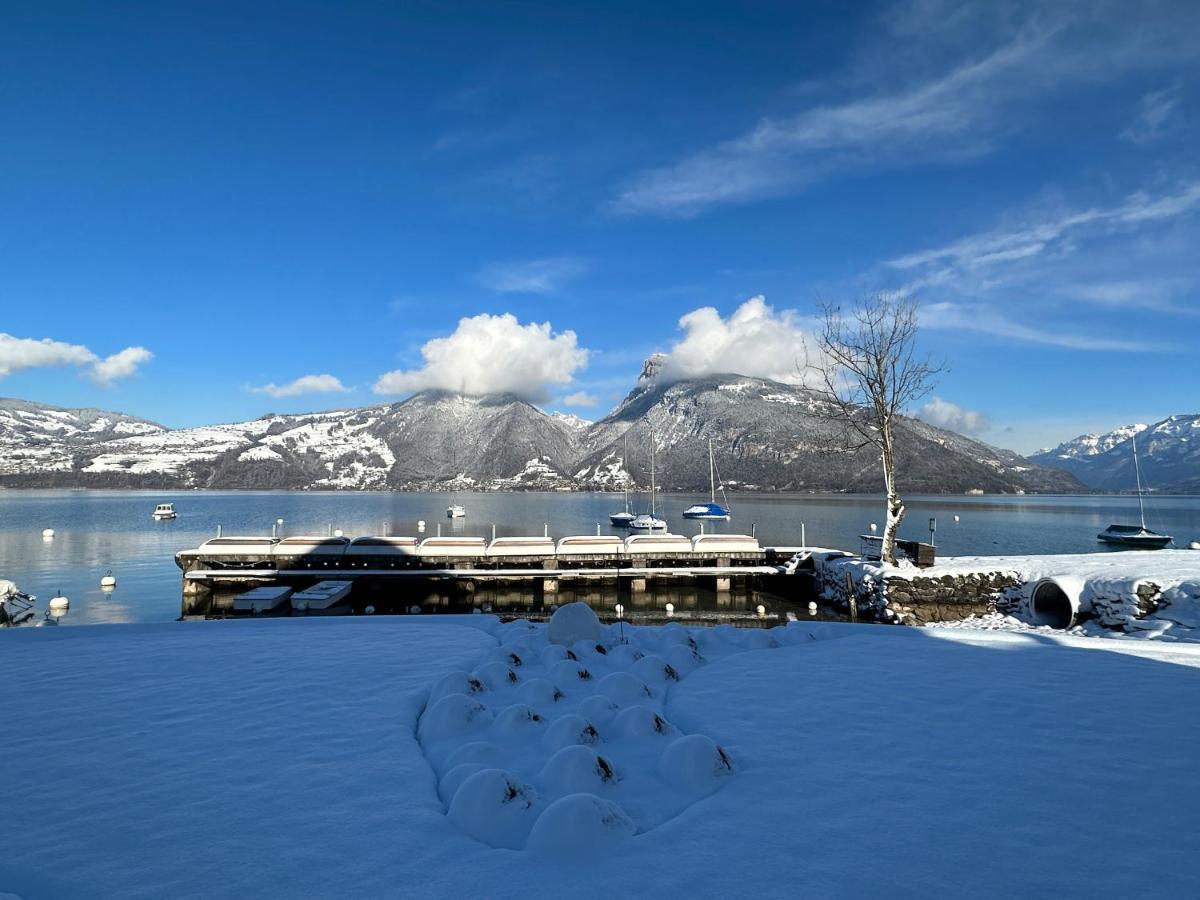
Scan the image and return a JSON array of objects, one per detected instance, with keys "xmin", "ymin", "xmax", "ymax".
[
  {"xmin": 1133, "ymin": 431, "xmax": 1146, "ymax": 529},
  {"xmin": 708, "ymin": 438, "xmax": 716, "ymax": 503},
  {"xmin": 623, "ymin": 433, "xmax": 631, "ymax": 514},
  {"xmin": 650, "ymin": 432, "xmax": 657, "ymax": 518}
]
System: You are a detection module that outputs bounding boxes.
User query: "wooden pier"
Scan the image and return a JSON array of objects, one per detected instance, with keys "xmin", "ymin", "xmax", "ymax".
[{"xmin": 175, "ymin": 532, "xmax": 810, "ymax": 618}]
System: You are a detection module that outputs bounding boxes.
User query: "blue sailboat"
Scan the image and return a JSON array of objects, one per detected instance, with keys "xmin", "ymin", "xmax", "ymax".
[{"xmin": 682, "ymin": 439, "xmax": 731, "ymax": 520}]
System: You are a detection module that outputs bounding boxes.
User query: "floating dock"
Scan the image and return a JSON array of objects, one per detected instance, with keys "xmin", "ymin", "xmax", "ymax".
[{"xmin": 176, "ymin": 532, "xmax": 811, "ymax": 619}]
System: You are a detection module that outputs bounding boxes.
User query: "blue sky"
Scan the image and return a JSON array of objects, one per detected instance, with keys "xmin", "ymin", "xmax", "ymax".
[{"xmin": 1, "ymin": 0, "xmax": 1197, "ymax": 453}]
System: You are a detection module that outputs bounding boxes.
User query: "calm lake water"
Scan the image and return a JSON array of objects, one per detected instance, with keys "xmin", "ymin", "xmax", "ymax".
[{"xmin": 2, "ymin": 489, "xmax": 1198, "ymax": 625}]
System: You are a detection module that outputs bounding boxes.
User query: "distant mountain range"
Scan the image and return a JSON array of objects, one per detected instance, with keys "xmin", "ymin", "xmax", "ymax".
[
  {"xmin": 1030, "ymin": 415, "xmax": 1200, "ymax": 493},
  {"xmin": 0, "ymin": 366, "xmax": 1084, "ymax": 493}
]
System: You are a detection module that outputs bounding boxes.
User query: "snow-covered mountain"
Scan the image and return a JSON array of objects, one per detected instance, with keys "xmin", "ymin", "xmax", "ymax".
[
  {"xmin": 573, "ymin": 373, "xmax": 1081, "ymax": 494},
  {"xmin": 1031, "ymin": 416, "xmax": 1200, "ymax": 493},
  {"xmin": 0, "ymin": 378, "xmax": 1083, "ymax": 493}
]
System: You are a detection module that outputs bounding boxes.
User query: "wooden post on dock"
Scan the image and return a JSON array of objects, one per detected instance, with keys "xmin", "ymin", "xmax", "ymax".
[{"xmin": 845, "ymin": 571, "xmax": 858, "ymax": 621}]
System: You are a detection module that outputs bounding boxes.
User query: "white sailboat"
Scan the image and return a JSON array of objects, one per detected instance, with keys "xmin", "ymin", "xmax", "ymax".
[
  {"xmin": 1097, "ymin": 432, "xmax": 1171, "ymax": 548},
  {"xmin": 683, "ymin": 438, "xmax": 731, "ymax": 520},
  {"xmin": 610, "ymin": 433, "xmax": 636, "ymax": 527},
  {"xmin": 446, "ymin": 444, "xmax": 466, "ymax": 518},
  {"xmin": 629, "ymin": 430, "xmax": 666, "ymax": 532}
]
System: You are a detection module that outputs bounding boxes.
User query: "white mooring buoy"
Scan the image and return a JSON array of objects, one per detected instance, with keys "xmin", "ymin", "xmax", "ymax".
[
  {"xmin": 1190, "ymin": 541, "xmax": 1200, "ymax": 551},
  {"xmin": 48, "ymin": 592, "xmax": 70, "ymax": 616},
  {"xmin": 665, "ymin": 602, "xmax": 675, "ymax": 617},
  {"xmin": 100, "ymin": 570, "xmax": 117, "ymax": 589},
  {"xmin": 756, "ymin": 604, "xmax": 766, "ymax": 617},
  {"xmin": 42, "ymin": 528, "xmax": 55, "ymax": 539},
  {"xmin": 418, "ymin": 519, "xmax": 426, "ymax": 533}
]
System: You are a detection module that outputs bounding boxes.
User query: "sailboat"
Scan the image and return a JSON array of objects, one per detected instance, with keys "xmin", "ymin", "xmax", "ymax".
[
  {"xmin": 683, "ymin": 438, "xmax": 731, "ymax": 520},
  {"xmin": 609, "ymin": 433, "xmax": 637, "ymax": 527},
  {"xmin": 446, "ymin": 443, "xmax": 466, "ymax": 518},
  {"xmin": 629, "ymin": 430, "xmax": 666, "ymax": 532},
  {"xmin": 1097, "ymin": 432, "xmax": 1171, "ymax": 548}
]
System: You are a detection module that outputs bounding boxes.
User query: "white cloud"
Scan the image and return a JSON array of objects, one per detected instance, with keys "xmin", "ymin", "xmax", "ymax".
[
  {"xmin": 917, "ymin": 396, "xmax": 990, "ymax": 435},
  {"xmin": 920, "ymin": 301, "xmax": 1156, "ymax": 351},
  {"xmin": 89, "ymin": 347, "xmax": 153, "ymax": 386},
  {"xmin": 563, "ymin": 391, "xmax": 598, "ymax": 407},
  {"xmin": 249, "ymin": 373, "xmax": 349, "ymax": 398},
  {"xmin": 888, "ymin": 182, "xmax": 1200, "ymax": 273},
  {"xmin": 0, "ymin": 333, "xmax": 97, "ymax": 377},
  {"xmin": 611, "ymin": 6, "xmax": 1199, "ymax": 217},
  {"xmin": 477, "ymin": 257, "xmax": 587, "ymax": 294},
  {"xmin": 656, "ymin": 296, "xmax": 819, "ymax": 385},
  {"xmin": 0, "ymin": 332, "xmax": 151, "ymax": 384},
  {"xmin": 373, "ymin": 313, "xmax": 588, "ymax": 403},
  {"xmin": 1120, "ymin": 84, "xmax": 1182, "ymax": 144}
]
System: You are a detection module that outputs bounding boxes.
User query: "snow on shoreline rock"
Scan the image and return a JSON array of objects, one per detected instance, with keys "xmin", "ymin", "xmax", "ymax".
[
  {"xmin": 816, "ymin": 549, "xmax": 1200, "ymax": 642},
  {"xmin": 416, "ymin": 615, "xmax": 763, "ymax": 853}
]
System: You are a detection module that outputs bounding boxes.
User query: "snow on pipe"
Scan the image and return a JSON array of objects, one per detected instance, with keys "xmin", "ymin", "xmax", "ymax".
[{"xmin": 1030, "ymin": 576, "xmax": 1087, "ymax": 629}]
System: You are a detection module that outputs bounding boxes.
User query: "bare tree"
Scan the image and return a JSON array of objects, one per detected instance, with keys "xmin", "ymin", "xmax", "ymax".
[{"xmin": 809, "ymin": 293, "xmax": 941, "ymax": 564}]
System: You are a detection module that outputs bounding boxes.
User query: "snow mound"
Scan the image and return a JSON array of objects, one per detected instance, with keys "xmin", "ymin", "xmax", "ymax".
[
  {"xmin": 659, "ymin": 733, "xmax": 736, "ymax": 794},
  {"xmin": 526, "ymin": 793, "xmax": 636, "ymax": 857},
  {"xmin": 447, "ymin": 768, "xmax": 540, "ymax": 850},
  {"xmin": 597, "ymin": 671, "xmax": 653, "ymax": 703},
  {"xmin": 543, "ymin": 713, "xmax": 602, "ymax": 750},
  {"xmin": 429, "ymin": 670, "xmax": 487, "ymax": 705},
  {"xmin": 613, "ymin": 705, "xmax": 679, "ymax": 739},
  {"xmin": 415, "ymin": 617, "xmax": 759, "ymax": 855},
  {"xmin": 419, "ymin": 694, "xmax": 494, "ymax": 743},
  {"xmin": 547, "ymin": 602, "xmax": 600, "ymax": 646},
  {"xmin": 539, "ymin": 745, "xmax": 618, "ymax": 796}
]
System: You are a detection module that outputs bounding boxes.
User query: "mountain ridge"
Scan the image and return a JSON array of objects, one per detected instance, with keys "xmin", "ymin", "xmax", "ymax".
[
  {"xmin": 1030, "ymin": 415, "xmax": 1200, "ymax": 493},
  {"xmin": 0, "ymin": 377, "xmax": 1084, "ymax": 493}
]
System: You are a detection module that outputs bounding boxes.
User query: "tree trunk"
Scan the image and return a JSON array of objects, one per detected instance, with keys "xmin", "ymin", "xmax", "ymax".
[{"xmin": 880, "ymin": 428, "xmax": 906, "ymax": 564}]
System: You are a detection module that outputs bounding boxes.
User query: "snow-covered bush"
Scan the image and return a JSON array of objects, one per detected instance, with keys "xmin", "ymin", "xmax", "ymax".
[
  {"xmin": 448, "ymin": 768, "xmax": 540, "ymax": 850},
  {"xmin": 526, "ymin": 793, "xmax": 635, "ymax": 857},
  {"xmin": 547, "ymin": 602, "xmax": 601, "ymax": 646},
  {"xmin": 658, "ymin": 734, "xmax": 736, "ymax": 794},
  {"xmin": 419, "ymin": 694, "xmax": 494, "ymax": 743}
]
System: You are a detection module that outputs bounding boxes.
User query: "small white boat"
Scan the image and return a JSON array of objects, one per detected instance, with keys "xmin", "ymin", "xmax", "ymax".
[
  {"xmin": 628, "ymin": 513, "xmax": 668, "ymax": 532},
  {"xmin": 291, "ymin": 580, "xmax": 353, "ymax": 614},
  {"xmin": 447, "ymin": 504, "xmax": 466, "ymax": 519},
  {"xmin": 234, "ymin": 585, "xmax": 293, "ymax": 614},
  {"xmin": 152, "ymin": 503, "xmax": 177, "ymax": 520},
  {"xmin": 629, "ymin": 428, "xmax": 666, "ymax": 532}
]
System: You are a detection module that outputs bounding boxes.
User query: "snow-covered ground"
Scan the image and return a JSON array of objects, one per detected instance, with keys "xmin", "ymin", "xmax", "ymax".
[{"xmin": 3, "ymin": 615, "xmax": 1200, "ymax": 898}]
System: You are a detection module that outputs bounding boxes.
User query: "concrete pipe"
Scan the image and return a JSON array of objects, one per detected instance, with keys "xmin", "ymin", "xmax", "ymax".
[{"xmin": 1029, "ymin": 577, "xmax": 1085, "ymax": 629}]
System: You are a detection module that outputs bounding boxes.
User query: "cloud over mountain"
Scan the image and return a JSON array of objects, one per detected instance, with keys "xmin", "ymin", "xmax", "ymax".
[
  {"xmin": 0, "ymin": 332, "xmax": 152, "ymax": 384},
  {"xmin": 250, "ymin": 374, "xmax": 349, "ymax": 398},
  {"xmin": 656, "ymin": 296, "xmax": 817, "ymax": 386},
  {"xmin": 373, "ymin": 313, "xmax": 589, "ymax": 403},
  {"xmin": 917, "ymin": 396, "xmax": 990, "ymax": 435}
]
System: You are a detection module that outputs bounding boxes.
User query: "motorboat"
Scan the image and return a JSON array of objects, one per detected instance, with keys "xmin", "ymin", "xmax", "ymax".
[
  {"xmin": 152, "ymin": 503, "xmax": 177, "ymax": 520},
  {"xmin": 446, "ymin": 505, "xmax": 466, "ymax": 519},
  {"xmin": 683, "ymin": 438, "xmax": 731, "ymax": 520},
  {"xmin": 1097, "ymin": 433, "xmax": 1172, "ymax": 549}
]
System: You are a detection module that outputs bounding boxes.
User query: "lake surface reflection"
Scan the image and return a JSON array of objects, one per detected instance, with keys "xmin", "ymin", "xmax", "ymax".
[{"xmin": 2, "ymin": 489, "xmax": 1198, "ymax": 625}]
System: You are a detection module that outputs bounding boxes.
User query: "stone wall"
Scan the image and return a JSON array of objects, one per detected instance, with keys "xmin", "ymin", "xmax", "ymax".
[{"xmin": 816, "ymin": 555, "xmax": 1021, "ymax": 626}]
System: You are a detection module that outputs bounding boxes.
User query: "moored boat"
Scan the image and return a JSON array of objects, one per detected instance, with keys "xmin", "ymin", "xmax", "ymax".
[
  {"xmin": 152, "ymin": 502, "xmax": 177, "ymax": 520},
  {"xmin": 1097, "ymin": 433, "xmax": 1172, "ymax": 549},
  {"xmin": 682, "ymin": 439, "xmax": 731, "ymax": 520}
]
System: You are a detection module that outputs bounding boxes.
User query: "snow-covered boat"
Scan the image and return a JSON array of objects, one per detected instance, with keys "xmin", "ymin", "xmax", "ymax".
[
  {"xmin": 152, "ymin": 503, "xmax": 176, "ymax": 520},
  {"xmin": 1097, "ymin": 433, "xmax": 1172, "ymax": 549},
  {"xmin": 628, "ymin": 513, "xmax": 667, "ymax": 532},
  {"xmin": 1096, "ymin": 525, "xmax": 1172, "ymax": 549},
  {"xmin": 629, "ymin": 428, "xmax": 666, "ymax": 531},
  {"xmin": 610, "ymin": 433, "xmax": 638, "ymax": 527},
  {"xmin": 683, "ymin": 439, "xmax": 731, "ymax": 520},
  {"xmin": 446, "ymin": 504, "xmax": 466, "ymax": 519}
]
